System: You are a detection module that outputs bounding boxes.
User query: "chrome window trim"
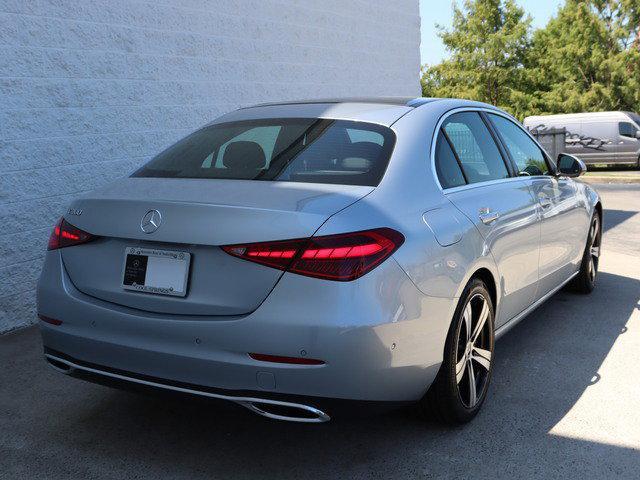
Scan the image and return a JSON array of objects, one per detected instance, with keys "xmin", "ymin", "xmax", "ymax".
[
  {"xmin": 441, "ymin": 175, "xmax": 528, "ymax": 195},
  {"xmin": 430, "ymin": 107, "xmax": 554, "ymax": 193}
]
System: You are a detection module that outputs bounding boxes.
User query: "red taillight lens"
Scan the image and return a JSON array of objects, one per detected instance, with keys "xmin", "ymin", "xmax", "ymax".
[
  {"xmin": 47, "ymin": 217, "xmax": 95, "ymax": 250},
  {"xmin": 222, "ymin": 228, "xmax": 404, "ymax": 281}
]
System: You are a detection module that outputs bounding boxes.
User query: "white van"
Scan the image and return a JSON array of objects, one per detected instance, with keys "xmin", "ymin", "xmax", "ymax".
[{"xmin": 523, "ymin": 111, "xmax": 640, "ymax": 166}]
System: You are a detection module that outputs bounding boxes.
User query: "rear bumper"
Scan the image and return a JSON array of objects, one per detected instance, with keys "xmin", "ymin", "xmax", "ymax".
[
  {"xmin": 44, "ymin": 348, "xmax": 416, "ymax": 422},
  {"xmin": 37, "ymin": 250, "xmax": 455, "ymax": 408}
]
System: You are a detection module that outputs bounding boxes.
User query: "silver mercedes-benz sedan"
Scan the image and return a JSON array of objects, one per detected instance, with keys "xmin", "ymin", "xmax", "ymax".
[{"xmin": 38, "ymin": 98, "xmax": 602, "ymax": 424}]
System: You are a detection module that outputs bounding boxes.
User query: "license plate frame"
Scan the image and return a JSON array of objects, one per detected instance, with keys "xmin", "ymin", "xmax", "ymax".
[{"xmin": 121, "ymin": 246, "xmax": 191, "ymax": 297}]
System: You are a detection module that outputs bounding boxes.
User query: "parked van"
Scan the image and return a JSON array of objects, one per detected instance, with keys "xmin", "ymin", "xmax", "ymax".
[{"xmin": 523, "ymin": 111, "xmax": 640, "ymax": 166}]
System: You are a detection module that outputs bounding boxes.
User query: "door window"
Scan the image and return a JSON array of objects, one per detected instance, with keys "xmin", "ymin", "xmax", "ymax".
[
  {"xmin": 442, "ymin": 112, "xmax": 510, "ymax": 184},
  {"xmin": 619, "ymin": 122, "xmax": 639, "ymax": 138},
  {"xmin": 488, "ymin": 114, "xmax": 550, "ymax": 176},
  {"xmin": 434, "ymin": 130, "xmax": 466, "ymax": 189}
]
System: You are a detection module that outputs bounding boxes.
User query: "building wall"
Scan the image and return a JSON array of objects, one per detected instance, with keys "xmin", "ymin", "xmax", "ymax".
[{"xmin": 0, "ymin": 0, "xmax": 421, "ymax": 333}]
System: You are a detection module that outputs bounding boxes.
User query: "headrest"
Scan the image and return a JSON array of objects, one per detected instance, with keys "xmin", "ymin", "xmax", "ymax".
[
  {"xmin": 340, "ymin": 141, "xmax": 381, "ymax": 170},
  {"xmin": 223, "ymin": 141, "xmax": 266, "ymax": 170}
]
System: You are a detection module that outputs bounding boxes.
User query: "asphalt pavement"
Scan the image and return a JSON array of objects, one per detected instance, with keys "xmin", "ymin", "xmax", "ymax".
[{"xmin": 1, "ymin": 184, "xmax": 639, "ymax": 479}]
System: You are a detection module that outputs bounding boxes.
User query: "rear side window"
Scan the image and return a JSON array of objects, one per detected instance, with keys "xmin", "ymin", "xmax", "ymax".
[
  {"xmin": 442, "ymin": 112, "xmax": 509, "ymax": 184},
  {"xmin": 133, "ymin": 119, "xmax": 395, "ymax": 187},
  {"xmin": 488, "ymin": 114, "xmax": 549, "ymax": 176},
  {"xmin": 619, "ymin": 121, "xmax": 639, "ymax": 138},
  {"xmin": 434, "ymin": 131, "xmax": 466, "ymax": 189}
]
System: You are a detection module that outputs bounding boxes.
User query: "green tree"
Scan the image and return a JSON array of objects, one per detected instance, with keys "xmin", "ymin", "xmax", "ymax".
[
  {"xmin": 420, "ymin": 0, "xmax": 533, "ymax": 117},
  {"xmin": 422, "ymin": 0, "xmax": 640, "ymax": 118},
  {"xmin": 527, "ymin": 0, "xmax": 640, "ymax": 114}
]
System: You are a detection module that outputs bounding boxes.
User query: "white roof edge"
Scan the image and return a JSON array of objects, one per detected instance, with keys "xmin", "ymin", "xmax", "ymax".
[{"xmin": 524, "ymin": 111, "xmax": 632, "ymax": 121}]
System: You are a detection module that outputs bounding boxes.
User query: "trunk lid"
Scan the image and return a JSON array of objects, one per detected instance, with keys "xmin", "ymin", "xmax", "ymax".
[{"xmin": 61, "ymin": 178, "xmax": 372, "ymax": 316}]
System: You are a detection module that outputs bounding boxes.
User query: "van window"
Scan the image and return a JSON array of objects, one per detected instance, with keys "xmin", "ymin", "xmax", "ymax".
[
  {"xmin": 488, "ymin": 114, "xmax": 549, "ymax": 176},
  {"xmin": 442, "ymin": 112, "xmax": 510, "ymax": 184},
  {"xmin": 619, "ymin": 122, "xmax": 639, "ymax": 138}
]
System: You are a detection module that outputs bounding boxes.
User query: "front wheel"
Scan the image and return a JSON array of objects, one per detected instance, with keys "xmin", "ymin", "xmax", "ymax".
[
  {"xmin": 570, "ymin": 212, "xmax": 602, "ymax": 294},
  {"xmin": 420, "ymin": 278, "xmax": 495, "ymax": 424}
]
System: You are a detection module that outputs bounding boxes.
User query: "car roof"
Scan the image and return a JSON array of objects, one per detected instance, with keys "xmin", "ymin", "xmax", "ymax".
[
  {"xmin": 241, "ymin": 97, "xmax": 442, "ymax": 109},
  {"xmin": 213, "ymin": 97, "xmax": 501, "ymax": 127}
]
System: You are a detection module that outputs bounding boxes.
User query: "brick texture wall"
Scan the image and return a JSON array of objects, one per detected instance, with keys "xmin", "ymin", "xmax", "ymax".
[{"xmin": 0, "ymin": 0, "xmax": 421, "ymax": 333}]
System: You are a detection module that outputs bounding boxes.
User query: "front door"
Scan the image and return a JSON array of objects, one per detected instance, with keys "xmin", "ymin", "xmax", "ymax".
[
  {"xmin": 527, "ymin": 176, "xmax": 586, "ymax": 298},
  {"xmin": 485, "ymin": 112, "xmax": 587, "ymax": 301},
  {"xmin": 617, "ymin": 120, "xmax": 640, "ymax": 164}
]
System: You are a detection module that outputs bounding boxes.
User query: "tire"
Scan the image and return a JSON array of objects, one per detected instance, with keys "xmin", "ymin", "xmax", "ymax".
[
  {"xmin": 569, "ymin": 212, "xmax": 602, "ymax": 294},
  {"xmin": 419, "ymin": 278, "xmax": 495, "ymax": 424}
]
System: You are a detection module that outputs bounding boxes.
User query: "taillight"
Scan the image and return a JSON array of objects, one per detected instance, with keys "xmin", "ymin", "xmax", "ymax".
[
  {"xmin": 47, "ymin": 217, "xmax": 95, "ymax": 250},
  {"xmin": 222, "ymin": 228, "xmax": 404, "ymax": 281}
]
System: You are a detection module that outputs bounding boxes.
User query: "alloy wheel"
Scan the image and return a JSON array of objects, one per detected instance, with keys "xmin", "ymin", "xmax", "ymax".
[
  {"xmin": 455, "ymin": 293, "xmax": 493, "ymax": 408},
  {"xmin": 588, "ymin": 216, "xmax": 601, "ymax": 283}
]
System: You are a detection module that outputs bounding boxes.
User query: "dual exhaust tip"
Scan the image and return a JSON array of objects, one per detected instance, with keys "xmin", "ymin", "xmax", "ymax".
[{"xmin": 45, "ymin": 355, "xmax": 330, "ymax": 423}]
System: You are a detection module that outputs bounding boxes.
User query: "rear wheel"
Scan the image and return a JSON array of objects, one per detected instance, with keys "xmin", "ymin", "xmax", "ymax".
[
  {"xmin": 570, "ymin": 212, "xmax": 601, "ymax": 294},
  {"xmin": 420, "ymin": 278, "xmax": 494, "ymax": 424}
]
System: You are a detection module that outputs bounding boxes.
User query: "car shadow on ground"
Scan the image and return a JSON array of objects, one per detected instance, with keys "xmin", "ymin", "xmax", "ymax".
[
  {"xmin": 602, "ymin": 209, "xmax": 637, "ymax": 232},
  {"xmin": 4, "ymin": 269, "xmax": 638, "ymax": 479}
]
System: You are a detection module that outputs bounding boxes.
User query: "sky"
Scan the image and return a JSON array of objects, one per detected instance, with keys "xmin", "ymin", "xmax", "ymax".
[{"xmin": 420, "ymin": 0, "xmax": 564, "ymax": 65}]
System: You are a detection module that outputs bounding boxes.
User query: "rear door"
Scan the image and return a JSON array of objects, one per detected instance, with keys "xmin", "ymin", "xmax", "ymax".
[
  {"xmin": 437, "ymin": 111, "xmax": 540, "ymax": 327},
  {"xmin": 486, "ymin": 113, "xmax": 587, "ymax": 300}
]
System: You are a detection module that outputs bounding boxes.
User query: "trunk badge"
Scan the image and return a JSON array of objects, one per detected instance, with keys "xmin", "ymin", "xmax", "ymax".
[{"xmin": 140, "ymin": 210, "xmax": 162, "ymax": 234}]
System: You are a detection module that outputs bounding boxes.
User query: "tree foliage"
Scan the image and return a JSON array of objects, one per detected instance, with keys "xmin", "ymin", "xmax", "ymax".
[
  {"xmin": 421, "ymin": 0, "xmax": 532, "ymax": 117},
  {"xmin": 421, "ymin": 0, "xmax": 640, "ymax": 119}
]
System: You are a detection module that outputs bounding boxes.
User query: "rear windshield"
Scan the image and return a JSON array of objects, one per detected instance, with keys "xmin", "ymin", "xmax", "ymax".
[{"xmin": 132, "ymin": 118, "xmax": 395, "ymax": 186}]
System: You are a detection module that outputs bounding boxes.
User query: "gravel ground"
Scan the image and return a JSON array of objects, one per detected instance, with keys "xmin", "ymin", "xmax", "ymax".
[{"xmin": 1, "ymin": 184, "xmax": 639, "ymax": 480}]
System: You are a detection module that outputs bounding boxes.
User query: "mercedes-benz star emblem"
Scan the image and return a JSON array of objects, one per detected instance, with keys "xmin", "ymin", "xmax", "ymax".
[{"xmin": 140, "ymin": 209, "xmax": 162, "ymax": 234}]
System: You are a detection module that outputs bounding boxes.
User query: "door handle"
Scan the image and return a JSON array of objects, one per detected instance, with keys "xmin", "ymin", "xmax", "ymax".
[{"xmin": 478, "ymin": 208, "xmax": 500, "ymax": 225}]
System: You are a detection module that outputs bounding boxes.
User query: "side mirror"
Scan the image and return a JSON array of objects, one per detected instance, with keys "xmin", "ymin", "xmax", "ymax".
[
  {"xmin": 635, "ymin": 130, "xmax": 640, "ymax": 139},
  {"xmin": 556, "ymin": 153, "xmax": 587, "ymax": 178}
]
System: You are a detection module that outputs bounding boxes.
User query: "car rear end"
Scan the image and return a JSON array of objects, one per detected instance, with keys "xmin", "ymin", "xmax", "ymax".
[{"xmin": 37, "ymin": 101, "xmax": 440, "ymax": 421}]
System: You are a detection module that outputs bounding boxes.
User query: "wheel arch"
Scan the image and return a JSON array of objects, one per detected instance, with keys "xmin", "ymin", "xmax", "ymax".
[
  {"xmin": 594, "ymin": 201, "xmax": 603, "ymax": 222},
  {"xmin": 470, "ymin": 267, "xmax": 497, "ymax": 312},
  {"xmin": 450, "ymin": 261, "xmax": 501, "ymax": 323}
]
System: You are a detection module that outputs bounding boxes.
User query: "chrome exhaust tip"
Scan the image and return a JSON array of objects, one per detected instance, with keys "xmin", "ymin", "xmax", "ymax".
[
  {"xmin": 45, "ymin": 356, "xmax": 75, "ymax": 374},
  {"xmin": 238, "ymin": 400, "xmax": 330, "ymax": 423}
]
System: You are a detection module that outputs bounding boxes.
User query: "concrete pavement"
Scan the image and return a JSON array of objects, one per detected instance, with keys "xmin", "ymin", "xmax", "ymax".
[
  {"xmin": 582, "ymin": 169, "xmax": 640, "ymax": 184},
  {"xmin": 1, "ymin": 184, "xmax": 639, "ymax": 479}
]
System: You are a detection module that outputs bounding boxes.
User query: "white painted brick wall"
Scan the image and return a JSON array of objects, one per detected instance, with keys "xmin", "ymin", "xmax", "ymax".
[{"xmin": 0, "ymin": 0, "xmax": 421, "ymax": 333}]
